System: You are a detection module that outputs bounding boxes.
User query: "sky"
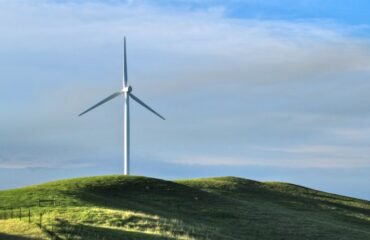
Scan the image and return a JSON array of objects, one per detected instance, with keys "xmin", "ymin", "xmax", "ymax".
[{"xmin": 0, "ymin": 0, "xmax": 370, "ymax": 200}]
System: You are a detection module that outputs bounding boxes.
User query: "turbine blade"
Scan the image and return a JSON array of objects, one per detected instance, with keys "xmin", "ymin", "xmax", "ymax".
[
  {"xmin": 130, "ymin": 93, "xmax": 165, "ymax": 120},
  {"xmin": 79, "ymin": 91, "xmax": 122, "ymax": 117},
  {"xmin": 123, "ymin": 37, "xmax": 128, "ymax": 87}
]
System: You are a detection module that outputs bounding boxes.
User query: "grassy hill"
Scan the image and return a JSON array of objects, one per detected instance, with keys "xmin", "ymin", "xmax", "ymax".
[{"xmin": 0, "ymin": 175, "xmax": 369, "ymax": 239}]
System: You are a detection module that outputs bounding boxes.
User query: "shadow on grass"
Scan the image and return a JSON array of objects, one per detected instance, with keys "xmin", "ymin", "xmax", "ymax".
[
  {"xmin": 72, "ymin": 177, "xmax": 230, "ymax": 219},
  {"xmin": 55, "ymin": 220, "xmax": 177, "ymax": 240},
  {"xmin": 0, "ymin": 233, "xmax": 37, "ymax": 240}
]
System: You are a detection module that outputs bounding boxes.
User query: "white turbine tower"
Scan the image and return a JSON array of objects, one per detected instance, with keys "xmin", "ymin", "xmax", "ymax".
[{"xmin": 79, "ymin": 37, "xmax": 165, "ymax": 175}]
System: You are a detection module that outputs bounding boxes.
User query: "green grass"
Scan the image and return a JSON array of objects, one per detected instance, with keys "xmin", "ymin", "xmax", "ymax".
[
  {"xmin": 0, "ymin": 175, "xmax": 369, "ymax": 239},
  {"xmin": 0, "ymin": 219, "xmax": 48, "ymax": 239}
]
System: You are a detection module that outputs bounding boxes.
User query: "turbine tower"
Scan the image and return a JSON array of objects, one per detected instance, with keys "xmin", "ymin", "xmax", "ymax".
[{"xmin": 79, "ymin": 37, "xmax": 165, "ymax": 175}]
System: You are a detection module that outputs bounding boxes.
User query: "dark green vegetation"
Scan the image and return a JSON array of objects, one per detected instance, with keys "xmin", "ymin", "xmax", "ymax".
[{"xmin": 0, "ymin": 175, "xmax": 369, "ymax": 239}]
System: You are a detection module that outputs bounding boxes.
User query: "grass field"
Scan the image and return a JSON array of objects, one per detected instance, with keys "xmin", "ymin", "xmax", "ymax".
[{"xmin": 0, "ymin": 175, "xmax": 369, "ymax": 239}]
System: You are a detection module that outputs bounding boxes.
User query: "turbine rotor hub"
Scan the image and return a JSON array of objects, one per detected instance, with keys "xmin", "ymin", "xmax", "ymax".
[{"xmin": 122, "ymin": 86, "xmax": 133, "ymax": 93}]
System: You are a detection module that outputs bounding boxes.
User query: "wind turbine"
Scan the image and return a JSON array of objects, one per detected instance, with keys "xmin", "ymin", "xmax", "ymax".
[{"xmin": 79, "ymin": 37, "xmax": 165, "ymax": 175}]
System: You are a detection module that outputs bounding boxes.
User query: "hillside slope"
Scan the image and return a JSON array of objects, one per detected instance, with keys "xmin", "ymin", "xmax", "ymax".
[{"xmin": 0, "ymin": 175, "xmax": 369, "ymax": 239}]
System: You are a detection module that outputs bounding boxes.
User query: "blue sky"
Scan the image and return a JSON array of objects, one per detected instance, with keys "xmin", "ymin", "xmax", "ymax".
[{"xmin": 0, "ymin": 0, "xmax": 370, "ymax": 200}]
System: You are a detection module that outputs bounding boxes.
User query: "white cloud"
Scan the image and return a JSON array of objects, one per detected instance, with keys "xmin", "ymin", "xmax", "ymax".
[
  {"xmin": 329, "ymin": 128, "xmax": 370, "ymax": 141},
  {"xmin": 169, "ymin": 151, "xmax": 370, "ymax": 168}
]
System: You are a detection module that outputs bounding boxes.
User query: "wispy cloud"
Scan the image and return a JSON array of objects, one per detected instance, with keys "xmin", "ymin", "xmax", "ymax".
[{"xmin": 167, "ymin": 146, "xmax": 370, "ymax": 168}]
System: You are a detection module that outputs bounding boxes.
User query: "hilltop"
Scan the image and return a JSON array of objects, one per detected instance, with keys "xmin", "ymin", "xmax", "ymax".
[{"xmin": 0, "ymin": 175, "xmax": 369, "ymax": 239}]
